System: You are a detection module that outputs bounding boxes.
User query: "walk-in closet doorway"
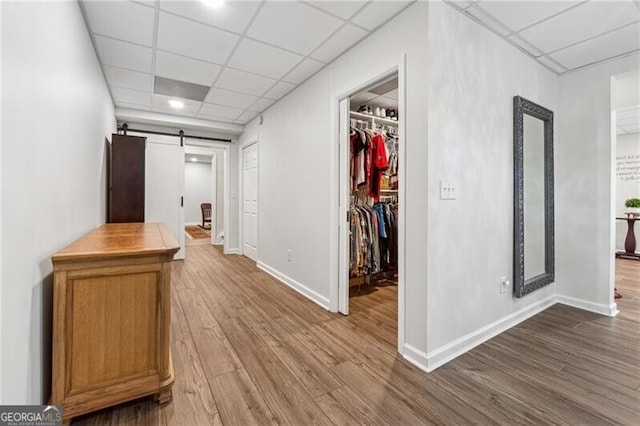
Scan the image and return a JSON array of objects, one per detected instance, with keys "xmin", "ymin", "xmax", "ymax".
[{"xmin": 331, "ymin": 57, "xmax": 407, "ymax": 354}]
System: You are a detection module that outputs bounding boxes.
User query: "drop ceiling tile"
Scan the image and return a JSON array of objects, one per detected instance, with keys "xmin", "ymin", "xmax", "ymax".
[
  {"xmin": 157, "ymin": 12, "xmax": 239, "ymax": 64},
  {"xmin": 115, "ymin": 101, "xmax": 152, "ymax": 111},
  {"xmin": 206, "ymin": 88, "xmax": 259, "ymax": 109},
  {"xmin": 159, "ymin": 0, "xmax": 261, "ymax": 34},
  {"xmin": 507, "ymin": 33, "xmax": 545, "ymax": 57},
  {"xmin": 156, "ymin": 51, "xmax": 221, "ymax": 86},
  {"xmin": 94, "ymin": 35, "xmax": 153, "ymax": 72},
  {"xmin": 475, "ymin": 1, "xmax": 580, "ymax": 33},
  {"xmin": 368, "ymin": 96, "xmax": 397, "ymax": 109},
  {"xmin": 283, "ymin": 58, "xmax": 325, "ymax": 84},
  {"xmin": 151, "ymin": 107, "xmax": 198, "ymax": 118},
  {"xmin": 549, "ymin": 23, "xmax": 640, "ymax": 70},
  {"xmin": 466, "ymin": 4, "xmax": 513, "ymax": 35},
  {"xmin": 517, "ymin": 1, "xmax": 640, "ymax": 53},
  {"xmin": 459, "ymin": 0, "xmax": 477, "ymax": 9},
  {"xmin": 248, "ymin": 97, "xmax": 276, "ymax": 112},
  {"xmin": 311, "ymin": 24, "xmax": 368, "ymax": 62},
  {"xmin": 384, "ymin": 88, "xmax": 398, "ymax": 100},
  {"xmin": 215, "ymin": 68, "xmax": 276, "ymax": 97},
  {"xmin": 83, "ymin": 1, "xmax": 155, "ymax": 46},
  {"xmin": 152, "ymin": 94, "xmax": 201, "ymax": 117},
  {"xmin": 152, "ymin": 94, "xmax": 202, "ymax": 111},
  {"xmin": 235, "ymin": 110, "xmax": 259, "ymax": 124},
  {"xmin": 351, "ymin": 0, "xmax": 413, "ymax": 31},
  {"xmin": 103, "ymin": 66, "xmax": 152, "ymax": 92},
  {"xmin": 198, "ymin": 103, "xmax": 244, "ymax": 120},
  {"xmin": 263, "ymin": 81, "xmax": 296, "ymax": 100},
  {"xmin": 196, "ymin": 114, "xmax": 236, "ymax": 123},
  {"xmin": 112, "ymin": 87, "xmax": 152, "ymax": 106},
  {"xmin": 304, "ymin": 0, "xmax": 368, "ymax": 19},
  {"xmin": 535, "ymin": 55, "xmax": 568, "ymax": 73},
  {"xmin": 228, "ymin": 38, "xmax": 303, "ymax": 80},
  {"xmin": 351, "ymin": 92, "xmax": 378, "ymax": 106},
  {"xmin": 247, "ymin": 1, "xmax": 343, "ymax": 55}
]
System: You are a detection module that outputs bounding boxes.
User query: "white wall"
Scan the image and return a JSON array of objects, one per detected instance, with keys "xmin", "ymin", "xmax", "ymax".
[
  {"xmin": 1, "ymin": 1, "xmax": 116, "ymax": 404},
  {"xmin": 425, "ymin": 2, "xmax": 558, "ymax": 352},
  {"xmin": 236, "ymin": 0, "xmax": 565, "ymax": 366},
  {"xmin": 556, "ymin": 54, "xmax": 640, "ymax": 308},
  {"xmin": 235, "ymin": 0, "xmax": 637, "ymax": 371},
  {"xmin": 615, "ymin": 132, "xmax": 640, "ymax": 252},
  {"xmin": 185, "ymin": 161, "xmax": 213, "ymax": 225},
  {"xmin": 238, "ymin": 1, "xmax": 429, "ymax": 351}
]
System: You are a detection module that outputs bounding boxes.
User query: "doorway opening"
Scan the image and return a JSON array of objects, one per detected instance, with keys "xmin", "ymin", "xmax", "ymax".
[
  {"xmin": 611, "ymin": 70, "xmax": 640, "ymax": 314},
  {"xmin": 184, "ymin": 142, "xmax": 228, "ymax": 253},
  {"xmin": 335, "ymin": 61, "xmax": 406, "ymax": 355},
  {"xmin": 184, "ymin": 151, "xmax": 215, "ymax": 246}
]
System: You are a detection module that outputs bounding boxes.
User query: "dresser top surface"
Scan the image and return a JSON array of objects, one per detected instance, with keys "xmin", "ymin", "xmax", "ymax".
[{"xmin": 52, "ymin": 223, "xmax": 179, "ymax": 263}]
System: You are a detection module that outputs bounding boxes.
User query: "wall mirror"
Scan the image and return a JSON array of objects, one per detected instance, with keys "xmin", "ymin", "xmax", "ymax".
[{"xmin": 513, "ymin": 96, "xmax": 554, "ymax": 298}]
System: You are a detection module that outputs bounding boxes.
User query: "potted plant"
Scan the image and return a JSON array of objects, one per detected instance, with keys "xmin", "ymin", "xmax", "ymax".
[{"xmin": 625, "ymin": 198, "xmax": 640, "ymax": 217}]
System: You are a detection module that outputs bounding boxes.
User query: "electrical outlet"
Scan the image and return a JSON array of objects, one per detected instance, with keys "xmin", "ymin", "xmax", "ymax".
[
  {"xmin": 440, "ymin": 181, "xmax": 457, "ymax": 200},
  {"xmin": 287, "ymin": 249, "xmax": 292, "ymax": 262},
  {"xmin": 500, "ymin": 276, "xmax": 510, "ymax": 294}
]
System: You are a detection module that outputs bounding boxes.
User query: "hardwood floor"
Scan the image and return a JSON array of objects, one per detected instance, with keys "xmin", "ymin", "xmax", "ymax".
[{"xmin": 73, "ymin": 247, "xmax": 640, "ymax": 425}]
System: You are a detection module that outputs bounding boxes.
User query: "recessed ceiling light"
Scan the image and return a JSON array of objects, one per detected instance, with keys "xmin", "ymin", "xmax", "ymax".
[
  {"xmin": 168, "ymin": 99, "xmax": 184, "ymax": 109},
  {"xmin": 201, "ymin": 0, "xmax": 224, "ymax": 8},
  {"xmin": 191, "ymin": 157, "xmax": 198, "ymax": 162}
]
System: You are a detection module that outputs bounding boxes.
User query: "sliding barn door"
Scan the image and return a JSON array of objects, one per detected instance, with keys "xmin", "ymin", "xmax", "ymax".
[{"xmin": 146, "ymin": 139, "xmax": 185, "ymax": 259}]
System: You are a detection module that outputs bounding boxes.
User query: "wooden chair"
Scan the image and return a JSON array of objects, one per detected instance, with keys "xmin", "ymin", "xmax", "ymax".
[{"xmin": 200, "ymin": 203, "xmax": 212, "ymax": 229}]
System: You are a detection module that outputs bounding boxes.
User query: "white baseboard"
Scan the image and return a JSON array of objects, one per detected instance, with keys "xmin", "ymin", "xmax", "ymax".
[
  {"xmin": 257, "ymin": 261, "xmax": 331, "ymax": 310},
  {"xmin": 556, "ymin": 294, "xmax": 619, "ymax": 317},
  {"xmin": 425, "ymin": 294, "xmax": 556, "ymax": 372},
  {"xmin": 225, "ymin": 248, "xmax": 240, "ymax": 255},
  {"xmin": 403, "ymin": 344, "xmax": 428, "ymax": 373}
]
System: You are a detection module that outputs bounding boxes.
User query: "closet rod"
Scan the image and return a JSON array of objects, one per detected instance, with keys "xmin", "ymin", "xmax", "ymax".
[{"xmin": 117, "ymin": 123, "xmax": 232, "ymax": 143}]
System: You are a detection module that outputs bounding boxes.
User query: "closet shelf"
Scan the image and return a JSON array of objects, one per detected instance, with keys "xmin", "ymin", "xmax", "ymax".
[{"xmin": 350, "ymin": 111, "xmax": 399, "ymax": 126}]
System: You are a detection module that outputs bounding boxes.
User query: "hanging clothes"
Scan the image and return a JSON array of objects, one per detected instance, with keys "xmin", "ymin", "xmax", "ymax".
[
  {"xmin": 349, "ymin": 201, "xmax": 398, "ymax": 278},
  {"xmin": 349, "ymin": 127, "xmax": 391, "ymax": 200}
]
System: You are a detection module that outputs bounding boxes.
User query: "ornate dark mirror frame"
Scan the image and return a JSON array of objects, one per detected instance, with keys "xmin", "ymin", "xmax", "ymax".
[{"xmin": 513, "ymin": 96, "xmax": 555, "ymax": 298}]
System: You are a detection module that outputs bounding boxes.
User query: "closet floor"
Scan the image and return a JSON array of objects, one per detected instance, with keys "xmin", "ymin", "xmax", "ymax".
[{"xmin": 73, "ymin": 247, "xmax": 640, "ymax": 425}]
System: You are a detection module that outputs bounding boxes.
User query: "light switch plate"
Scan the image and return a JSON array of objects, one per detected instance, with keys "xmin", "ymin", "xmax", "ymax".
[{"xmin": 440, "ymin": 181, "xmax": 457, "ymax": 200}]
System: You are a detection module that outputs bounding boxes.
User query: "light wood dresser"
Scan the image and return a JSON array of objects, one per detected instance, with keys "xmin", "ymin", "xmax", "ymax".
[{"xmin": 51, "ymin": 223, "xmax": 179, "ymax": 424}]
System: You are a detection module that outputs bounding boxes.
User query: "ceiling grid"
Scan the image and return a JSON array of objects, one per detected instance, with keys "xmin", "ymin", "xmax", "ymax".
[
  {"xmin": 445, "ymin": 0, "xmax": 640, "ymax": 76},
  {"xmin": 82, "ymin": 0, "xmax": 639, "ymax": 130},
  {"xmin": 81, "ymin": 0, "xmax": 415, "ymax": 127}
]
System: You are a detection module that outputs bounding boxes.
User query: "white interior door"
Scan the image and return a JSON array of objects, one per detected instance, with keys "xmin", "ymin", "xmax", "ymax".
[
  {"xmin": 242, "ymin": 143, "xmax": 258, "ymax": 261},
  {"xmin": 146, "ymin": 139, "xmax": 185, "ymax": 259},
  {"xmin": 339, "ymin": 98, "xmax": 350, "ymax": 314}
]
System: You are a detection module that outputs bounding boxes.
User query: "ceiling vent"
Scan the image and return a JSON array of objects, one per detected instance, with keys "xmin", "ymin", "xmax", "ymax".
[{"xmin": 154, "ymin": 76, "xmax": 210, "ymax": 102}]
